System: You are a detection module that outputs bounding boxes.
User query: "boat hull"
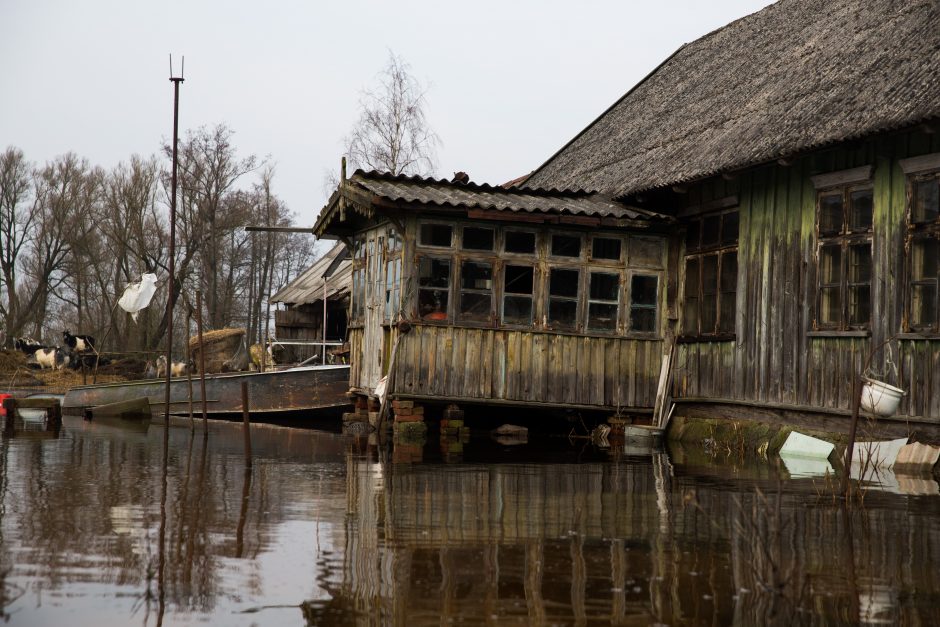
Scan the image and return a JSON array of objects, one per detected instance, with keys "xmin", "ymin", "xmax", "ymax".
[{"xmin": 62, "ymin": 365, "xmax": 351, "ymax": 416}]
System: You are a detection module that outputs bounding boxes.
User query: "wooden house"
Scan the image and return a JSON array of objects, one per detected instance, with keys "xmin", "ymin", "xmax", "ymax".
[
  {"xmin": 313, "ymin": 171, "xmax": 677, "ymax": 416},
  {"xmin": 317, "ymin": 0, "xmax": 940, "ymax": 429},
  {"xmin": 524, "ymin": 0, "xmax": 940, "ymax": 425},
  {"xmin": 270, "ymin": 242, "xmax": 350, "ymax": 363}
]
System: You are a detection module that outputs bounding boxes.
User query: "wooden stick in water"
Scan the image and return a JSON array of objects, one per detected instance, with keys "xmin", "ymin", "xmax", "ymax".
[
  {"xmin": 196, "ymin": 290, "xmax": 209, "ymax": 435},
  {"xmin": 241, "ymin": 381, "xmax": 252, "ymax": 466}
]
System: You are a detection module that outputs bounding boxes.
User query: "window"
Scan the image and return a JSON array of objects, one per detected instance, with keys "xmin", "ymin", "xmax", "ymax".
[
  {"xmin": 548, "ymin": 268, "xmax": 579, "ymax": 331},
  {"xmin": 462, "ymin": 226, "xmax": 494, "ymax": 251},
  {"xmin": 419, "ymin": 223, "xmax": 453, "ymax": 247},
  {"xmin": 350, "ymin": 236, "xmax": 366, "ymax": 323},
  {"xmin": 551, "ymin": 234, "xmax": 582, "ymax": 258},
  {"xmin": 683, "ymin": 210, "xmax": 738, "ymax": 337},
  {"xmin": 458, "ymin": 260, "xmax": 492, "ymax": 323},
  {"xmin": 384, "ymin": 258, "xmax": 401, "ymax": 321},
  {"xmin": 417, "ymin": 257, "xmax": 451, "ymax": 321},
  {"xmin": 503, "ymin": 265, "xmax": 534, "ymax": 325},
  {"xmin": 814, "ymin": 184, "xmax": 872, "ymax": 330},
  {"xmin": 587, "ymin": 272, "xmax": 619, "ymax": 332},
  {"xmin": 591, "ymin": 237, "xmax": 622, "ymax": 261},
  {"xmin": 504, "ymin": 230, "xmax": 536, "ymax": 254},
  {"xmin": 904, "ymin": 163, "xmax": 940, "ymax": 331},
  {"xmin": 630, "ymin": 274, "xmax": 658, "ymax": 332}
]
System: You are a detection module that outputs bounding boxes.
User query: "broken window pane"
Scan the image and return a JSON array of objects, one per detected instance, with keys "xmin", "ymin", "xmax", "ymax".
[
  {"xmin": 417, "ymin": 257, "xmax": 450, "ymax": 320},
  {"xmin": 505, "ymin": 230, "xmax": 536, "ymax": 254},
  {"xmin": 459, "ymin": 261, "xmax": 493, "ymax": 323},
  {"xmin": 913, "ymin": 179, "xmax": 940, "ymax": 224},
  {"xmin": 462, "ymin": 226, "xmax": 494, "ymax": 251},
  {"xmin": 387, "ymin": 228, "xmax": 402, "ymax": 252},
  {"xmin": 548, "ymin": 268, "xmax": 579, "ymax": 331},
  {"xmin": 702, "ymin": 214, "xmax": 721, "ymax": 249},
  {"xmin": 503, "ymin": 296, "xmax": 533, "ymax": 325},
  {"xmin": 685, "ymin": 221, "xmax": 700, "ymax": 251},
  {"xmin": 419, "ymin": 223, "xmax": 453, "ymax": 247},
  {"xmin": 848, "ymin": 243, "xmax": 871, "ymax": 284},
  {"xmin": 910, "ymin": 238, "xmax": 938, "ymax": 330},
  {"xmin": 911, "ymin": 284, "xmax": 938, "ymax": 328},
  {"xmin": 683, "ymin": 257, "xmax": 700, "ymax": 335},
  {"xmin": 912, "ymin": 238, "xmax": 939, "ymax": 280},
  {"xmin": 630, "ymin": 237, "xmax": 663, "ymax": 267},
  {"xmin": 385, "ymin": 258, "xmax": 401, "ymax": 320},
  {"xmin": 850, "ymin": 189, "xmax": 873, "ymax": 231},
  {"xmin": 589, "ymin": 272, "xmax": 619, "ymax": 301},
  {"xmin": 719, "ymin": 252, "xmax": 737, "ymax": 334},
  {"xmin": 819, "ymin": 286, "xmax": 841, "ymax": 325},
  {"xmin": 591, "ymin": 237, "xmax": 621, "ymax": 261},
  {"xmin": 819, "ymin": 193, "xmax": 843, "ymax": 235},
  {"xmin": 551, "ymin": 234, "xmax": 581, "ymax": 257},
  {"xmin": 504, "ymin": 265, "xmax": 534, "ymax": 295},
  {"xmin": 503, "ymin": 265, "xmax": 534, "ymax": 325},
  {"xmin": 701, "ymin": 254, "xmax": 718, "ymax": 333},
  {"xmin": 848, "ymin": 285, "xmax": 870, "ymax": 325},
  {"xmin": 819, "ymin": 244, "xmax": 842, "ymax": 285}
]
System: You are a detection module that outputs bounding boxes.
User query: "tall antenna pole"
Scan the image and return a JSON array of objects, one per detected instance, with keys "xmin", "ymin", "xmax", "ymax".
[{"xmin": 164, "ymin": 55, "xmax": 185, "ymax": 433}]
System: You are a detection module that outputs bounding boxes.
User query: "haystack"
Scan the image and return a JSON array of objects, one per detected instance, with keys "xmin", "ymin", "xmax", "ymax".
[{"xmin": 189, "ymin": 328, "xmax": 245, "ymax": 373}]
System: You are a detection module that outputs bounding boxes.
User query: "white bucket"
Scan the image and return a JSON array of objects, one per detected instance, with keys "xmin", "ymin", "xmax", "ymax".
[{"xmin": 860, "ymin": 377, "xmax": 906, "ymax": 417}]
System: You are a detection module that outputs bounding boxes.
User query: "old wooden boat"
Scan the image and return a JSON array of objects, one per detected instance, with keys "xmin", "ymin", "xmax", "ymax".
[{"xmin": 62, "ymin": 364, "xmax": 351, "ymax": 417}]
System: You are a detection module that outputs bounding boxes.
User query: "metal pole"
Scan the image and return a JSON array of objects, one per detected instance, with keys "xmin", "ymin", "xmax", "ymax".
[
  {"xmin": 185, "ymin": 310, "xmax": 194, "ymax": 432},
  {"xmin": 164, "ymin": 65, "xmax": 184, "ymax": 433},
  {"xmin": 322, "ymin": 276, "xmax": 328, "ymax": 364}
]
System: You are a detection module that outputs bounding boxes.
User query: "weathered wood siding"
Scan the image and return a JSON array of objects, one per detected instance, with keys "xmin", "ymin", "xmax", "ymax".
[
  {"xmin": 393, "ymin": 325, "xmax": 661, "ymax": 409},
  {"xmin": 674, "ymin": 129, "xmax": 940, "ymax": 421}
]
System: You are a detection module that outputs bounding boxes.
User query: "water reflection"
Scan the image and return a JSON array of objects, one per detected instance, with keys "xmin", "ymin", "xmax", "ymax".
[{"xmin": 0, "ymin": 417, "xmax": 937, "ymax": 626}]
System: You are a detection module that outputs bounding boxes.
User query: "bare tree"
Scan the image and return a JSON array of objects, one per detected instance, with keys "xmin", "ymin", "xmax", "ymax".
[
  {"xmin": 344, "ymin": 52, "xmax": 440, "ymax": 177},
  {"xmin": 0, "ymin": 147, "xmax": 34, "ymax": 339}
]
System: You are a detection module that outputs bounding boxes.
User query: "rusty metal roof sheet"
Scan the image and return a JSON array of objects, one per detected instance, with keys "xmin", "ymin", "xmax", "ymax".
[{"xmin": 270, "ymin": 243, "xmax": 351, "ymax": 305}]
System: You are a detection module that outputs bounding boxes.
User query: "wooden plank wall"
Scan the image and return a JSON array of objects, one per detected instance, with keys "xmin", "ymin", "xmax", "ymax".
[
  {"xmin": 674, "ymin": 129, "xmax": 940, "ymax": 421},
  {"xmin": 393, "ymin": 325, "xmax": 662, "ymax": 409}
]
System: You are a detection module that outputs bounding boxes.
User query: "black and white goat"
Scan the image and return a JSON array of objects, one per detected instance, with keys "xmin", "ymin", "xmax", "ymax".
[
  {"xmin": 29, "ymin": 346, "xmax": 69, "ymax": 371},
  {"xmin": 63, "ymin": 330, "xmax": 96, "ymax": 353},
  {"xmin": 13, "ymin": 337, "xmax": 44, "ymax": 355},
  {"xmin": 155, "ymin": 355, "xmax": 194, "ymax": 378}
]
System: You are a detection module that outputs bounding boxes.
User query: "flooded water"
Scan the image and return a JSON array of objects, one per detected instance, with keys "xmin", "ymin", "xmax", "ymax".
[{"xmin": 1, "ymin": 415, "xmax": 939, "ymax": 626}]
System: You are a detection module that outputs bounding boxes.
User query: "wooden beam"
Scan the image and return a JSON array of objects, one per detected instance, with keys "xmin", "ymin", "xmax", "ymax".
[{"xmin": 244, "ymin": 225, "xmax": 315, "ymax": 234}]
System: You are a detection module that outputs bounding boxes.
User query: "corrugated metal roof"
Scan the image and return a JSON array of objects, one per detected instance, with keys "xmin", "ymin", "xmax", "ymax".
[
  {"xmin": 351, "ymin": 170, "xmax": 670, "ymax": 221},
  {"xmin": 270, "ymin": 243, "xmax": 351, "ymax": 305}
]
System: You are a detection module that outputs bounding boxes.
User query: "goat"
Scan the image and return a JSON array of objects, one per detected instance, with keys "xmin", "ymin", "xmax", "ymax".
[
  {"xmin": 67, "ymin": 351, "xmax": 109, "ymax": 370},
  {"xmin": 13, "ymin": 337, "xmax": 43, "ymax": 355},
  {"xmin": 31, "ymin": 346, "xmax": 69, "ymax": 370},
  {"xmin": 155, "ymin": 355, "xmax": 194, "ymax": 378},
  {"xmin": 143, "ymin": 360, "xmax": 158, "ymax": 379},
  {"xmin": 63, "ymin": 329, "xmax": 96, "ymax": 353}
]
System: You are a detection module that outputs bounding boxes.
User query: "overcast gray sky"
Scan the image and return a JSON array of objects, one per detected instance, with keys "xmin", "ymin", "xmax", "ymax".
[{"xmin": 1, "ymin": 0, "xmax": 775, "ymax": 226}]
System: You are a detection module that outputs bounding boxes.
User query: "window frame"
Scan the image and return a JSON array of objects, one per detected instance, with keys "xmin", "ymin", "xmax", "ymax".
[
  {"xmin": 812, "ymin": 182, "xmax": 874, "ymax": 332},
  {"xmin": 902, "ymin": 161, "xmax": 940, "ymax": 334},
  {"xmin": 681, "ymin": 209, "xmax": 739, "ymax": 340}
]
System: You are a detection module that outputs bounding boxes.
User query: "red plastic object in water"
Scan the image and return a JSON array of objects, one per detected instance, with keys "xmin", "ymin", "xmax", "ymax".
[{"xmin": 0, "ymin": 393, "xmax": 10, "ymax": 416}]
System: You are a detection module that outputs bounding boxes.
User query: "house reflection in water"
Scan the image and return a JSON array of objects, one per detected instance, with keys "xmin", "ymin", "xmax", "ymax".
[{"xmin": 309, "ymin": 447, "xmax": 940, "ymax": 626}]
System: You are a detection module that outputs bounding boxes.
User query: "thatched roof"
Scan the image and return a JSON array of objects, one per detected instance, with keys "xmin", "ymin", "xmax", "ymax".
[{"xmin": 526, "ymin": 0, "xmax": 940, "ymax": 197}]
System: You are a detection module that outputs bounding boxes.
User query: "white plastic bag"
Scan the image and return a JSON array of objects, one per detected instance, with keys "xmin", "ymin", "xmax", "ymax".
[{"xmin": 118, "ymin": 273, "xmax": 158, "ymax": 322}]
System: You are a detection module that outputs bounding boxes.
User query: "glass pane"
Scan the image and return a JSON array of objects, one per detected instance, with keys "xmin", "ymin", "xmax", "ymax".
[
  {"xmin": 631, "ymin": 275, "xmax": 658, "ymax": 307},
  {"xmin": 848, "ymin": 243, "xmax": 871, "ymax": 284},
  {"xmin": 683, "ymin": 296, "xmax": 699, "ymax": 336},
  {"xmin": 418, "ymin": 257, "xmax": 450, "ymax": 320},
  {"xmin": 459, "ymin": 292, "xmax": 491, "ymax": 322},
  {"xmin": 912, "ymin": 238, "xmax": 939, "ymax": 280},
  {"xmin": 701, "ymin": 293, "xmax": 717, "ymax": 333},
  {"xmin": 849, "ymin": 189, "xmax": 873, "ymax": 231},
  {"xmin": 819, "ymin": 286, "xmax": 841, "ymax": 326},
  {"xmin": 589, "ymin": 272, "xmax": 619, "ymax": 301},
  {"xmin": 592, "ymin": 237, "xmax": 621, "ymax": 261},
  {"xmin": 911, "ymin": 283, "xmax": 938, "ymax": 328},
  {"xmin": 387, "ymin": 229, "xmax": 402, "ymax": 252},
  {"xmin": 702, "ymin": 215, "xmax": 721, "ymax": 248},
  {"xmin": 722, "ymin": 211, "xmax": 739, "ymax": 245},
  {"xmin": 719, "ymin": 290, "xmax": 736, "ymax": 334},
  {"xmin": 702, "ymin": 254, "xmax": 718, "ymax": 296},
  {"xmin": 819, "ymin": 193, "xmax": 843, "ymax": 235},
  {"xmin": 551, "ymin": 234, "xmax": 581, "ymax": 257},
  {"xmin": 461, "ymin": 261, "xmax": 492, "ymax": 290},
  {"xmin": 505, "ymin": 231, "xmax": 536, "ymax": 254},
  {"xmin": 503, "ymin": 296, "xmax": 533, "ymax": 325},
  {"xmin": 819, "ymin": 244, "xmax": 842, "ymax": 285},
  {"xmin": 630, "ymin": 237, "xmax": 663, "ymax": 267},
  {"xmin": 549, "ymin": 268, "xmax": 579, "ymax": 298},
  {"xmin": 419, "ymin": 223, "xmax": 453, "ymax": 247},
  {"xmin": 463, "ymin": 226, "xmax": 494, "ymax": 251},
  {"xmin": 549, "ymin": 298, "xmax": 578, "ymax": 331},
  {"xmin": 720, "ymin": 251, "xmax": 738, "ymax": 293},
  {"xmin": 588, "ymin": 303, "xmax": 618, "ymax": 332},
  {"xmin": 631, "ymin": 307, "xmax": 656, "ymax": 333},
  {"xmin": 684, "ymin": 258, "xmax": 699, "ymax": 298},
  {"xmin": 504, "ymin": 265, "xmax": 534, "ymax": 295},
  {"xmin": 913, "ymin": 179, "xmax": 940, "ymax": 224},
  {"xmin": 685, "ymin": 221, "xmax": 700, "ymax": 251},
  {"xmin": 849, "ymin": 285, "xmax": 870, "ymax": 325}
]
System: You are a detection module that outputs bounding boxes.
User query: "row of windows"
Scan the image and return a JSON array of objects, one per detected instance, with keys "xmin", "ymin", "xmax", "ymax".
[{"xmin": 416, "ymin": 256, "xmax": 660, "ymax": 333}]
